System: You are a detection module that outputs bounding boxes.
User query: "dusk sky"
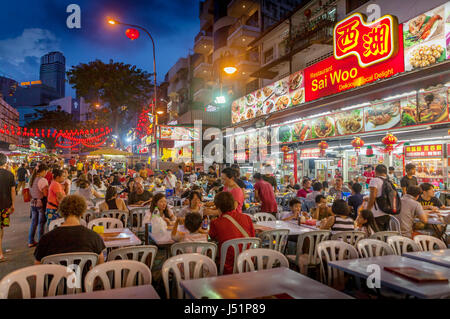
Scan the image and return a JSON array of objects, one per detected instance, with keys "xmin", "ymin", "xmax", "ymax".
[{"xmin": 0, "ymin": 0, "xmax": 199, "ymax": 97}]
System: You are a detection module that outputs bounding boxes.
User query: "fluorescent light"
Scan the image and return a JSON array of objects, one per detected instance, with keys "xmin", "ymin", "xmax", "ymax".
[
  {"xmin": 305, "ymin": 111, "xmax": 331, "ymax": 119},
  {"xmin": 341, "ymin": 102, "xmax": 370, "ymax": 111},
  {"xmin": 383, "ymin": 91, "xmax": 416, "ymax": 101}
]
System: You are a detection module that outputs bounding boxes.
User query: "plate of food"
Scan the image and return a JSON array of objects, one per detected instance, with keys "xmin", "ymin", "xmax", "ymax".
[
  {"xmin": 246, "ymin": 108, "xmax": 255, "ymax": 120},
  {"xmin": 291, "ymin": 121, "xmax": 310, "ymax": 142},
  {"xmin": 232, "ymin": 112, "xmax": 240, "ymax": 124},
  {"xmin": 311, "ymin": 117, "xmax": 335, "ymax": 138},
  {"xmin": 335, "ymin": 109, "xmax": 363, "ymax": 135},
  {"xmin": 277, "ymin": 125, "xmax": 292, "ymax": 143},
  {"xmin": 364, "ymin": 101, "xmax": 401, "ymax": 131},
  {"xmin": 407, "ymin": 41, "xmax": 445, "ymax": 70},
  {"xmin": 255, "ymin": 89, "xmax": 264, "ymax": 101},
  {"xmin": 417, "ymin": 88, "xmax": 448, "ymax": 124},
  {"xmin": 275, "ymin": 95, "xmax": 290, "ymax": 111},
  {"xmin": 274, "ymin": 80, "xmax": 288, "ymax": 96},
  {"xmin": 401, "ymin": 100, "xmax": 418, "ymax": 126},
  {"xmin": 231, "ymin": 101, "xmax": 240, "ymax": 114},
  {"xmin": 264, "ymin": 99, "xmax": 275, "ymax": 114},
  {"xmin": 240, "ymin": 115, "xmax": 246, "ymax": 122},
  {"xmin": 404, "ymin": 9, "xmax": 444, "ymax": 47},
  {"xmin": 263, "ymin": 86, "xmax": 274, "ymax": 99},
  {"xmin": 289, "ymin": 72, "xmax": 303, "ymax": 91},
  {"xmin": 291, "ymin": 88, "xmax": 304, "ymax": 106},
  {"xmin": 245, "ymin": 93, "xmax": 256, "ymax": 106}
]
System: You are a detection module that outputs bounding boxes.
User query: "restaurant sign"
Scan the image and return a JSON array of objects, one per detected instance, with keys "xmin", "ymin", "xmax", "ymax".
[
  {"xmin": 300, "ymin": 148, "xmax": 321, "ymax": 159},
  {"xmin": 334, "ymin": 13, "xmax": 399, "ymax": 67},
  {"xmin": 159, "ymin": 126, "xmax": 199, "ymax": 141},
  {"xmin": 405, "ymin": 144, "xmax": 443, "ymax": 157}
]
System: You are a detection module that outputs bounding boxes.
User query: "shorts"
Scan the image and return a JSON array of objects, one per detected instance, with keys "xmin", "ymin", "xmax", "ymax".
[
  {"xmin": 46, "ymin": 208, "xmax": 61, "ymax": 227},
  {"xmin": 0, "ymin": 208, "xmax": 10, "ymax": 228}
]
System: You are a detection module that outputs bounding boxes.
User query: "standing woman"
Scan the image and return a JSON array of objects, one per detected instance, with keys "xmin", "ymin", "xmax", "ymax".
[
  {"xmin": 28, "ymin": 164, "xmax": 49, "ymax": 247},
  {"xmin": 46, "ymin": 169, "xmax": 67, "ymax": 228},
  {"xmin": 221, "ymin": 167, "xmax": 244, "ymax": 214}
]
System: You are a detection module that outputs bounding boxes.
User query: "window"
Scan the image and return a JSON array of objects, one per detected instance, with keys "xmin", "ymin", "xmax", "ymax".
[
  {"xmin": 264, "ymin": 47, "xmax": 274, "ymax": 64},
  {"xmin": 346, "ymin": 0, "xmax": 370, "ymax": 14}
]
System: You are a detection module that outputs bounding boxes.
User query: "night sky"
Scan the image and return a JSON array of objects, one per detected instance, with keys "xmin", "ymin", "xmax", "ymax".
[{"xmin": 0, "ymin": 0, "xmax": 199, "ymax": 97}]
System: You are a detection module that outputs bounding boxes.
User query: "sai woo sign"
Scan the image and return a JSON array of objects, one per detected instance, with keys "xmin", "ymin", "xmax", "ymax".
[{"xmin": 305, "ymin": 14, "xmax": 404, "ymax": 102}]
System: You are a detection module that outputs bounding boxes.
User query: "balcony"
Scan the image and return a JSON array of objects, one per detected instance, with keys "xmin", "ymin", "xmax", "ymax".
[
  {"xmin": 227, "ymin": 0, "xmax": 256, "ymax": 18},
  {"xmin": 200, "ymin": 0, "xmax": 214, "ymax": 30},
  {"xmin": 227, "ymin": 19, "xmax": 260, "ymax": 48},
  {"xmin": 193, "ymin": 88, "xmax": 211, "ymax": 103},
  {"xmin": 194, "ymin": 31, "xmax": 213, "ymax": 55},
  {"xmin": 193, "ymin": 62, "xmax": 213, "ymax": 80},
  {"xmin": 167, "ymin": 58, "xmax": 188, "ymax": 82},
  {"xmin": 236, "ymin": 51, "xmax": 260, "ymax": 76}
]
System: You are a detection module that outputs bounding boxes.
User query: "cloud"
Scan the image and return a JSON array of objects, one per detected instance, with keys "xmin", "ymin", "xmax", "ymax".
[{"xmin": 0, "ymin": 28, "xmax": 60, "ymax": 66}]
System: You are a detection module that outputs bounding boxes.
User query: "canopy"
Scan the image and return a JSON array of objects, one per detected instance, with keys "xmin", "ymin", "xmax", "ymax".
[{"xmin": 88, "ymin": 148, "xmax": 133, "ymax": 156}]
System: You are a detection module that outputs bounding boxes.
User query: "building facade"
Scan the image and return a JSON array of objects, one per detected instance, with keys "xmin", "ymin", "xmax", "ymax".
[
  {"xmin": 0, "ymin": 97, "xmax": 20, "ymax": 146},
  {"xmin": 40, "ymin": 51, "xmax": 66, "ymax": 98}
]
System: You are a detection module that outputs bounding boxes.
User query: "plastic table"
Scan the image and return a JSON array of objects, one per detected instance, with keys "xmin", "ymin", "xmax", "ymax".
[{"xmin": 403, "ymin": 249, "xmax": 450, "ymax": 268}]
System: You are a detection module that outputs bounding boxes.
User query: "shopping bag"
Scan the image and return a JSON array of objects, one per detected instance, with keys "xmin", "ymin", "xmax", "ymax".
[{"xmin": 22, "ymin": 188, "xmax": 31, "ymax": 202}]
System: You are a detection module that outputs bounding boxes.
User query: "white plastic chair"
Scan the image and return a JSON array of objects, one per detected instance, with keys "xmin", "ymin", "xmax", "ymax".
[
  {"xmin": 129, "ymin": 208, "xmax": 147, "ymax": 234},
  {"xmin": 330, "ymin": 231, "xmax": 366, "ymax": 246},
  {"xmin": 0, "ymin": 265, "xmax": 75, "ymax": 299},
  {"xmin": 82, "ymin": 210, "xmax": 96, "ymax": 224},
  {"xmin": 286, "ymin": 230, "xmax": 331, "ymax": 275},
  {"xmin": 243, "ymin": 213, "xmax": 257, "ymax": 223},
  {"xmin": 107, "ymin": 245, "xmax": 158, "ymax": 271},
  {"xmin": 369, "ymin": 231, "xmax": 399, "ymax": 242},
  {"xmin": 162, "ymin": 253, "xmax": 217, "ymax": 299},
  {"xmin": 84, "ymin": 260, "xmax": 152, "ymax": 292},
  {"xmin": 357, "ymin": 239, "xmax": 395, "ymax": 258},
  {"xmin": 170, "ymin": 242, "xmax": 217, "ymax": 261},
  {"xmin": 100, "ymin": 210, "xmax": 129, "ymax": 228},
  {"xmin": 413, "ymin": 235, "xmax": 447, "ymax": 251},
  {"xmin": 254, "ymin": 212, "xmax": 276, "ymax": 222},
  {"xmin": 317, "ymin": 240, "xmax": 359, "ymax": 288},
  {"xmin": 388, "ymin": 216, "xmax": 401, "ymax": 232},
  {"xmin": 48, "ymin": 218, "xmax": 86, "ymax": 231},
  {"xmin": 219, "ymin": 238, "xmax": 261, "ymax": 275},
  {"xmin": 87, "ymin": 218, "xmax": 123, "ymax": 230},
  {"xmin": 258, "ymin": 229, "xmax": 290, "ymax": 252},
  {"xmin": 236, "ymin": 248, "xmax": 289, "ymax": 273},
  {"xmin": 387, "ymin": 236, "xmax": 421, "ymax": 255}
]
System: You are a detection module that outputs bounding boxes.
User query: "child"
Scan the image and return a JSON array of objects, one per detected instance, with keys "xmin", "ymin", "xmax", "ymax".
[
  {"xmin": 311, "ymin": 195, "xmax": 333, "ymax": 221},
  {"xmin": 171, "ymin": 213, "xmax": 208, "ymax": 242},
  {"xmin": 320, "ymin": 199, "xmax": 355, "ymax": 231},
  {"xmin": 348, "ymin": 182, "xmax": 363, "ymax": 219},
  {"xmin": 356, "ymin": 209, "xmax": 380, "ymax": 237},
  {"xmin": 282, "ymin": 198, "xmax": 303, "ymax": 221}
]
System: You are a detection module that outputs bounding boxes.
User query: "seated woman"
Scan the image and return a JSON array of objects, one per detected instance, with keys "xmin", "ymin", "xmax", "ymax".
[
  {"xmin": 355, "ymin": 209, "xmax": 380, "ymax": 237},
  {"xmin": 120, "ymin": 178, "xmax": 135, "ymax": 195},
  {"xmin": 171, "ymin": 213, "xmax": 208, "ymax": 242},
  {"xmin": 144, "ymin": 193, "xmax": 176, "ymax": 225},
  {"xmin": 34, "ymin": 195, "xmax": 106, "ymax": 264},
  {"xmin": 99, "ymin": 186, "xmax": 129, "ymax": 212},
  {"xmin": 75, "ymin": 177, "xmax": 103, "ymax": 206},
  {"xmin": 320, "ymin": 199, "xmax": 355, "ymax": 231},
  {"xmin": 178, "ymin": 190, "xmax": 213, "ymax": 218},
  {"xmin": 92, "ymin": 175, "xmax": 107, "ymax": 193}
]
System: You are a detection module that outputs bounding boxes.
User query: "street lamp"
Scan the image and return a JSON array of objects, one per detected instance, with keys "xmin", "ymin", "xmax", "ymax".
[{"xmin": 107, "ymin": 17, "xmax": 159, "ymax": 169}]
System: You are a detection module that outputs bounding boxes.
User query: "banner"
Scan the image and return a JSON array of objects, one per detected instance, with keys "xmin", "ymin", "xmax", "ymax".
[{"xmin": 159, "ymin": 126, "xmax": 199, "ymax": 141}]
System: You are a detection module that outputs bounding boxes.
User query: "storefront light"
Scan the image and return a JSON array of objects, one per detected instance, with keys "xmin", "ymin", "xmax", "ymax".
[
  {"xmin": 305, "ymin": 111, "xmax": 331, "ymax": 120},
  {"xmin": 383, "ymin": 91, "xmax": 416, "ymax": 101},
  {"xmin": 341, "ymin": 102, "xmax": 370, "ymax": 111}
]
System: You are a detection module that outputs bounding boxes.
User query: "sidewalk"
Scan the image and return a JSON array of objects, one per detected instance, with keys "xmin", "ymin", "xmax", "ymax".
[{"xmin": 0, "ymin": 195, "xmax": 35, "ymax": 280}]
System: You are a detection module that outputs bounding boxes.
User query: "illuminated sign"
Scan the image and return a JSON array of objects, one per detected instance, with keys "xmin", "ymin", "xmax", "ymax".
[
  {"xmin": 300, "ymin": 148, "xmax": 321, "ymax": 159},
  {"xmin": 20, "ymin": 80, "xmax": 42, "ymax": 86},
  {"xmin": 405, "ymin": 144, "xmax": 443, "ymax": 157},
  {"xmin": 159, "ymin": 126, "xmax": 199, "ymax": 141},
  {"xmin": 334, "ymin": 13, "xmax": 399, "ymax": 68}
]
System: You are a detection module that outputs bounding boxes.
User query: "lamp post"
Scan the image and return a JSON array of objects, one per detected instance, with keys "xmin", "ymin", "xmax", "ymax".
[{"xmin": 107, "ymin": 18, "xmax": 159, "ymax": 170}]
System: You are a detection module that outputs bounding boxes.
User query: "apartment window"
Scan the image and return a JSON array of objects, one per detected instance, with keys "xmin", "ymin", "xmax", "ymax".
[
  {"xmin": 264, "ymin": 48, "xmax": 274, "ymax": 64},
  {"xmin": 346, "ymin": 0, "xmax": 370, "ymax": 14}
]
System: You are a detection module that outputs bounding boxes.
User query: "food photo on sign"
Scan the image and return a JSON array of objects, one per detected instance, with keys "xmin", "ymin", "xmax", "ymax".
[{"xmin": 364, "ymin": 100, "xmax": 401, "ymax": 132}]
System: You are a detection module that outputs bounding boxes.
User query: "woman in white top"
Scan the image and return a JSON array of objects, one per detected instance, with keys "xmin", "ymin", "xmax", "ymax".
[
  {"xmin": 178, "ymin": 191, "xmax": 205, "ymax": 217},
  {"xmin": 92, "ymin": 175, "xmax": 107, "ymax": 193},
  {"xmin": 143, "ymin": 193, "xmax": 176, "ymax": 225},
  {"xmin": 75, "ymin": 177, "xmax": 103, "ymax": 206}
]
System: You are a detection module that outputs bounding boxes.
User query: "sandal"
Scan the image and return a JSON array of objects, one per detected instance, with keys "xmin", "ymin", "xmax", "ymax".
[
  {"xmin": 0, "ymin": 256, "xmax": 7, "ymax": 263},
  {"xmin": 28, "ymin": 243, "xmax": 37, "ymax": 248}
]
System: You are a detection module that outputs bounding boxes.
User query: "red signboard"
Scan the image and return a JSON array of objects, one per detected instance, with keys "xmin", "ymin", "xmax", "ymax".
[
  {"xmin": 300, "ymin": 148, "xmax": 321, "ymax": 159},
  {"xmin": 334, "ymin": 14, "xmax": 399, "ymax": 68},
  {"xmin": 305, "ymin": 25, "xmax": 404, "ymax": 102},
  {"xmin": 405, "ymin": 144, "xmax": 443, "ymax": 157}
]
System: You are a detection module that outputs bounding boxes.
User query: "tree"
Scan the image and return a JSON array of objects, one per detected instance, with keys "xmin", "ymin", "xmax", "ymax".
[{"xmin": 67, "ymin": 60, "xmax": 153, "ymax": 146}]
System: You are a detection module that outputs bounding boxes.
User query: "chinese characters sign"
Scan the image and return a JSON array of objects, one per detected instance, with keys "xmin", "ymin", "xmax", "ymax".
[
  {"xmin": 405, "ymin": 144, "xmax": 443, "ymax": 157},
  {"xmin": 300, "ymin": 148, "xmax": 321, "ymax": 159},
  {"xmin": 334, "ymin": 13, "xmax": 399, "ymax": 67}
]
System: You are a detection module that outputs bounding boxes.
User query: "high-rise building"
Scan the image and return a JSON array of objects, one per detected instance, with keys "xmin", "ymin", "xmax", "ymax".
[
  {"xmin": 0, "ymin": 76, "xmax": 18, "ymax": 100},
  {"xmin": 40, "ymin": 51, "xmax": 66, "ymax": 98}
]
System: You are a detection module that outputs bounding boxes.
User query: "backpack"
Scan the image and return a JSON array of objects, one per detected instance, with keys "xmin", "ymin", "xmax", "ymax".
[{"xmin": 375, "ymin": 177, "xmax": 401, "ymax": 215}]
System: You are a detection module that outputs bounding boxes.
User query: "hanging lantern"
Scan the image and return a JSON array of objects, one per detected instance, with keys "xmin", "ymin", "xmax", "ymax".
[
  {"xmin": 351, "ymin": 137, "xmax": 364, "ymax": 154},
  {"xmin": 366, "ymin": 145, "xmax": 374, "ymax": 157},
  {"xmin": 125, "ymin": 28, "xmax": 140, "ymax": 40},
  {"xmin": 318, "ymin": 141, "xmax": 328, "ymax": 157},
  {"xmin": 281, "ymin": 145, "xmax": 290, "ymax": 153},
  {"xmin": 382, "ymin": 132, "xmax": 397, "ymax": 154},
  {"xmin": 304, "ymin": 8, "xmax": 312, "ymax": 18}
]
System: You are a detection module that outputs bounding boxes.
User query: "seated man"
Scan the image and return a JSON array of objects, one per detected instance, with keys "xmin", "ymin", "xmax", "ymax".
[
  {"xmin": 34, "ymin": 195, "xmax": 105, "ymax": 264},
  {"xmin": 399, "ymin": 186, "xmax": 428, "ymax": 238},
  {"xmin": 128, "ymin": 181, "xmax": 153, "ymax": 206},
  {"xmin": 209, "ymin": 192, "xmax": 255, "ymax": 275}
]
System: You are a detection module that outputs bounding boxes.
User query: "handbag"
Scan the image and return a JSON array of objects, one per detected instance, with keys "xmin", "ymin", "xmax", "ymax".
[
  {"xmin": 22, "ymin": 188, "xmax": 31, "ymax": 202},
  {"xmin": 223, "ymin": 214, "xmax": 250, "ymax": 237}
]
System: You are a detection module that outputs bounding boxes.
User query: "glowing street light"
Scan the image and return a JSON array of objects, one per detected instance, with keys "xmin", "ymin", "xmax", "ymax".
[
  {"xmin": 108, "ymin": 19, "xmax": 116, "ymax": 25},
  {"xmin": 156, "ymin": 110, "xmax": 164, "ymax": 115},
  {"xmin": 223, "ymin": 66, "xmax": 237, "ymax": 74}
]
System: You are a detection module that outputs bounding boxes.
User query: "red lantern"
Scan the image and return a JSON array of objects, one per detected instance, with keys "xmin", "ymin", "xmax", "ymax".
[
  {"xmin": 318, "ymin": 141, "xmax": 328, "ymax": 157},
  {"xmin": 304, "ymin": 8, "xmax": 312, "ymax": 18},
  {"xmin": 125, "ymin": 28, "xmax": 140, "ymax": 40},
  {"xmin": 382, "ymin": 132, "xmax": 397, "ymax": 154},
  {"xmin": 366, "ymin": 145, "xmax": 374, "ymax": 157},
  {"xmin": 281, "ymin": 145, "xmax": 290, "ymax": 153},
  {"xmin": 351, "ymin": 137, "xmax": 364, "ymax": 154}
]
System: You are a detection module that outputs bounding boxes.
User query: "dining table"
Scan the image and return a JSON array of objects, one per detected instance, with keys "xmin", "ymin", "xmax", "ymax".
[
  {"xmin": 255, "ymin": 220, "xmax": 316, "ymax": 236},
  {"xmin": 101, "ymin": 228, "xmax": 142, "ymax": 249},
  {"xmin": 403, "ymin": 249, "xmax": 450, "ymax": 268},
  {"xmin": 180, "ymin": 267, "xmax": 352, "ymax": 299}
]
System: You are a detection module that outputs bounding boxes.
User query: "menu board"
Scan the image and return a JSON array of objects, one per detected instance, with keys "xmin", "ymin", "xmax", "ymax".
[
  {"xmin": 159, "ymin": 126, "xmax": 199, "ymax": 141},
  {"xmin": 231, "ymin": 70, "xmax": 304, "ymax": 124},
  {"xmin": 403, "ymin": 2, "xmax": 450, "ymax": 71}
]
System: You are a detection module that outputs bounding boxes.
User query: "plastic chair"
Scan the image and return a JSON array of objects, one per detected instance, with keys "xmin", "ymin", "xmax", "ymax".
[
  {"xmin": 107, "ymin": 245, "xmax": 158, "ymax": 271},
  {"xmin": 48, "ymin": 218, "xmax": 86, "ymax": 231},
  {"xmin": 87, "ymin": 218, "xmax": 123, "ymax": 230},
  {"xmin": 82, "ymin": 210, "xmax": 96, "ymax": 224},
  {"xmin": 0, "ymin": 265, "xmax": 75, "ymax": 299},
  {"xmin": 170, "ymin": 242, "xmax": 217, "ymax": 261},
  {"xmin": 286, "ymin": 230, "xmax": 331, "ymax": 275},
  {"xmin": 369, "ymin": 231, "xmax": 399, "ymax": 242},
  {"xmin": 258, "ymin": 229, "xmax": 290, "ymax": 252},
  {"xmin": 254, "ymin": 212, "xmax": 276, "ymax": 222},
  {"xmin": 129, "ymin": 208, "xmax": 147, "ymax": 234},
  {"xmin": 330, "ymin": 231, "xmax": 366, "ymax": 246},
  {"xmin": 219, "ymin": 238, "xmax": 261, "ymax": 275},
  {"xmin": 413, "ymin": 235, "xmax": 447, "ymax": 251},
  {"xmin": 243, "ymin": 213, "xmax": 257, "ymax": 223},
  {"xmin": 317, "ymin": 240, "xmax": 359, "ymax": 288},
  {"xmin": 100, "ymin": 210, "xmax": 129, "ymax": 228},
  {"xmin": 84, "ymin": 260, "xmax": 152, "ymax": 292},
  {"xmin": 41, "ymin": 252, "xmax": 99, "ymax": 293},
  {"xmin": 357, "ymin": 239, "xmax": 395, "ymax": 258},
  {"xmin": 388, "ymin": 216, "xmax": 401, "ymax": 232},
  {"xmin": 387, "ymin": 236, "xmax": 421, "ymax": 255},
  {"xmin": 246, "ymin": 206, "xmax": 260, "ymax": 215},
  {"xmin": 162, "ymin": 253, "xmax": 217, "ymax": 299},
  {"xmin": 236, "ymin": 248, "xmax": 289, "ymax": 273}
]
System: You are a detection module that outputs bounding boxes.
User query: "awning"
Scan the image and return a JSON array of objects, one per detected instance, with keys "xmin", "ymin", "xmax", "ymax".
[{"xmin": 88, "ymin": 148, "xmax": 133, "ymax": 156}]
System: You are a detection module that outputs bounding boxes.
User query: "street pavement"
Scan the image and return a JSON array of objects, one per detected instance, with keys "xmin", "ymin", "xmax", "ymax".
[{"xmin": 0, "ymin": 194, "xmax": 35, "ymax": 280}]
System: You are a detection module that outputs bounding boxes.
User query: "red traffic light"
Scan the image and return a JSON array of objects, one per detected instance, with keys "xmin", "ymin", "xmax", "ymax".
[{"xmin": 125, "ymin": 28, "xmax": 140, "ymax": 40}]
